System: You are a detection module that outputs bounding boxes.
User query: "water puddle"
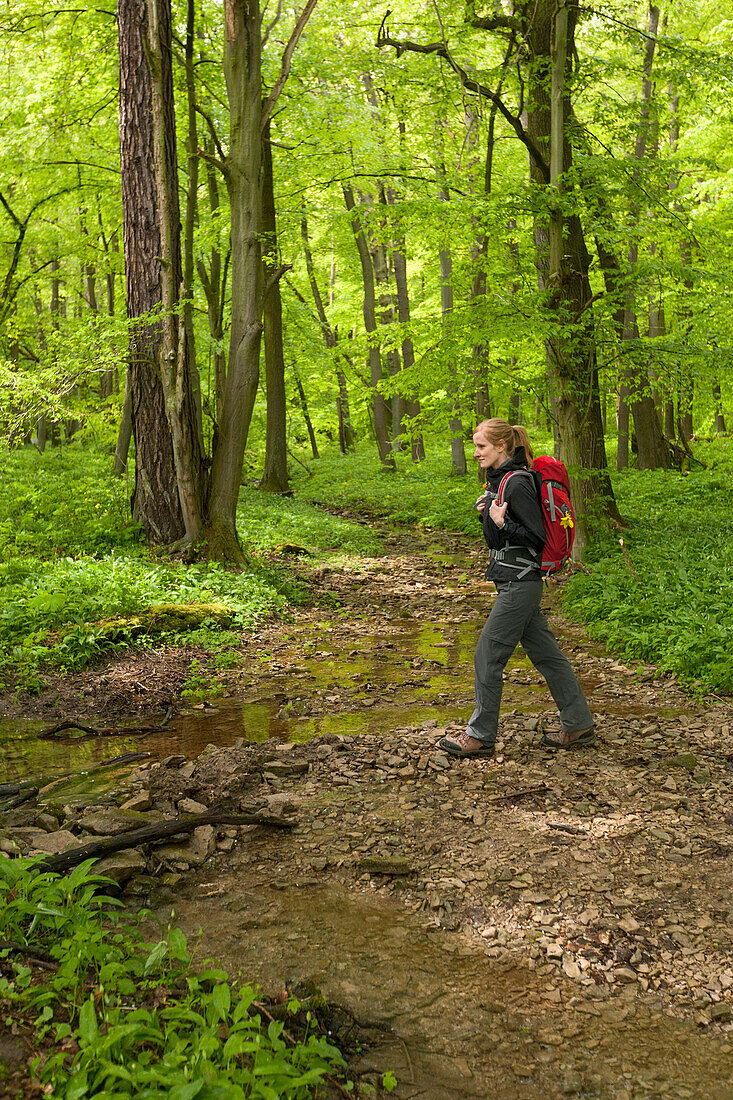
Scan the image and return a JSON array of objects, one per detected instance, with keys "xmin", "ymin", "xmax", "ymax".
[
  {"xmin": 168, "ymin": 875, "xmax": 733, "ymax": 1099},
  {"xmin": 0, "ymin": 613, "xmax": 684, "ymax": 804}
]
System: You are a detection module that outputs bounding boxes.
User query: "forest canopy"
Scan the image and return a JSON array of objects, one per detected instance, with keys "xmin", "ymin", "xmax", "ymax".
[{"xmin": 0, "ymin": 0, "xmax": 730, "ymax": 557}]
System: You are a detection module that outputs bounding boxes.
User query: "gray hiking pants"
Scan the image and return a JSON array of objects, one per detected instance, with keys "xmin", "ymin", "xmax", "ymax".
[{"xmin": 467, "ymin": 578, "xmax": 593, "ymax": 746}]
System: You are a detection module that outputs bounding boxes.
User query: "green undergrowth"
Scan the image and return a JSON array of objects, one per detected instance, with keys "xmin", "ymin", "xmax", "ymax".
[
  {"xmin": 0, "ymin": 445, "xmax": 380, "ymax": 692},
  {"xmin": 294, "ymin": 444, "xmax": 492, "ymax": 533},
  {"xmin": 0, "ymin": 859, "xmax": 347, "ymax": 1098},
  {"xmin": 562, "ymin": 438, "xmax": 733, "ymax": 694}
]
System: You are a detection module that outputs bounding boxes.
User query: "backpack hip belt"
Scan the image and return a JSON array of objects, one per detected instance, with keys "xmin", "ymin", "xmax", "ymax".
[{"xmin": 488, "ymin": 545, "xmax": 541, "ymax": 580}]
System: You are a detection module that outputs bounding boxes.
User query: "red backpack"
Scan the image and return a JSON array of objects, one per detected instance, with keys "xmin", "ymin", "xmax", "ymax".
[{"xmin": 497, "ymin": 455, "xmax": 576, "ymax": 576}]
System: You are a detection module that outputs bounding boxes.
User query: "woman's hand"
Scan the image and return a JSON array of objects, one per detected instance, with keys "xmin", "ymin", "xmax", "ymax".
[
  {"xmin": 475, "ymin": 493, "xmax": 487, "ymax": 515},
  {"xmin": 489, "ymin": 499, "xmax": 508, "ymax": 529}
]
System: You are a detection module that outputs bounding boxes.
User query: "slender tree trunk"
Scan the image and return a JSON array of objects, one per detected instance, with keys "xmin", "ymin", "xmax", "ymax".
[
  {"xmin": 260, "ymin": 120, "xmax": 289, "ymax": 493},
  {"xmin": 366, "ymin": 196, "xmax": 404, "ymax": 450},
  {"xmin": 329, "ymin": 249, "xmax": 356, "ymax": 453},
  {"xmin": 343, "ymin": 183, "xmax": 394, "ymax": 469},
  {"xmin": 196, "ymin": 143, "xmax": 227, "ymax": 426},
  {"xmin": 619, "ymin": 4, "xmax": 669, "ymax": 470},
  {"xmin": 713, "ymin": 380, "xmax": 727, "ymax": 434},
  {"xmin": 182, "ymin": 0, "xmax": 204, "ymax": 452},
  {"xmin": 436, "ymin": 153, "xmax": 466, "ymax": 476},
  {"xmin": 389, "ymin": 214, "xmax": 424, "ymax": 460},
  {"xmin": 292, "ymin": 364, "xmax": 318, "ymax": 458},
  {"xmin": 118, "ymin": 0, "xmax": 184, "ymax": 543},
  {"xmin": 300, "ymin": 214, "xmax": 355, "ymax": 452},
  {"xmin": 616, "ymin": 386, "xmax": 630, "ymax": 470},
  {"xmin": 668, "ymin": 85, "xmax": 694, "ymax": 445},
  {"xmin": 469, "ymin": 95, "xmax": 500, "ymax": 421},
  {"xmin": 207, "ymin": 0, "xmax": 268, "ymax": 557},
  {"xmin": 113, "ymin": 373, "xmax": 134, "ymax": 476}
]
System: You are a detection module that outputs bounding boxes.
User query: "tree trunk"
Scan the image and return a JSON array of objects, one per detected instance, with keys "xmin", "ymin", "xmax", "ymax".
[
  {"xmin": 260, "ymin": 120, "xmax": 289, "ymax": 493},
  {"xmin": 616, "ymin": 385, "xmax": 630, "ymax": 470},
  {"xmin": 118, "ymin": 0, "xmax": 184, "ymax": 543},
  {"xmin": 196, "ymin": 143, "xmax": 228, "ymax": 426},
  {"xmin": 389, "ymin": 223, "xmax": 424, "ymax": 460},
  {"xmin": 525, "ymin": 0, "xmax": 620, "ymax": 544},
  {"xmin": 436, "ymin": 156, "xmax": 466, "ymax": 476},
  {"xmin": 145, "ymin": 0, "xmax": 208, "ymax": 543},
  {"xmin": 366, "ymin": 191, "xmax": 404, "ymax": 450},
  {"xmin": 292, "ymin": 364, "xmax": 318, "ymax": 458},
  {"xmin": 343, "ymin": 183, "xmax": 394, "ymax": 469},
  {"xmin": 619, "ymin": 4, "xmax": 669, "ymax": 470},
  {"xmin": 330, "ymin": 250, "xmax": 356, "ymax": 453},
  {"xmin": 182, "ymin": 0, "xmax": 204, "ymax": 452},
  {"xmin": 207, "ymin": 0, "xmax": 267, "ymax": 558},
  {"xmin": 299, "ymin": 213, "xmax": 355, "ymax": 452},
  {"xmin": 113, "ymin": 372, "xmax": 133, "ymax": 477},
  {"xmin": 713, "ymin": 381, "xmax": 727, "ymax": 434}
]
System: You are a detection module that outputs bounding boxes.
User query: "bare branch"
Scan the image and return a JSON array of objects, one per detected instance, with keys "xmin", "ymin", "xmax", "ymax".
[
  {"xmin": 195, "ymin": 103, "xmax": 227, "ymax": 163},
  {"xmin": 42, "ymin": 158, "xmax": 119, "ymax": 174},
  {"xmin": 376, "ymin": 16, "xmax": 549, "ymax": 181},
  {"xmin": 261, "ymin": 0, "xmax": 318, "ymax": 129},
  {"xmin": 0, "ymin": 192, "xmax": 23, "ymax": 229},
  {"xmin": 261, "ymin": 0, "xmax": 284, "ymax": 48},
  {"xmin": 467, "ymin": 12, "xmax": 522, "ymax": 33}
]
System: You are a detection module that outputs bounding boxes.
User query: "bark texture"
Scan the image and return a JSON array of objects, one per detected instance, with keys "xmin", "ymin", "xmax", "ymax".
[{"xmin": 118, "ymin": 0, "xmax": 183, "ymax": 543}]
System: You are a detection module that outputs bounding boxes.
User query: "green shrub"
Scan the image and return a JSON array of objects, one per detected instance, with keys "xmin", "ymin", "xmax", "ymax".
[{"xmin": 563, "ymin": 438, "xmax": 733, "ymax": 693}]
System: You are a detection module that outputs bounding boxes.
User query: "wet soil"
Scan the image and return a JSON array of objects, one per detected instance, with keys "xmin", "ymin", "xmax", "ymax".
[{"xmin": 3, "ymin": 520, "xmax": 733, "ymax": 1097}]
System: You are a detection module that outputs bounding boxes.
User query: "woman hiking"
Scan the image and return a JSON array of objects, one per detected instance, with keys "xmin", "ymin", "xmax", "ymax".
[{"xmin": 439, "ymin": 418, "xmax": 595, "ymax": 759}]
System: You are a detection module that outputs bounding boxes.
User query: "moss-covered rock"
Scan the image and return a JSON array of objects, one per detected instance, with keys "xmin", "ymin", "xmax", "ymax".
[{"xmin": 95, "ymin": 603, "xmax": 235, "ymax": 640}]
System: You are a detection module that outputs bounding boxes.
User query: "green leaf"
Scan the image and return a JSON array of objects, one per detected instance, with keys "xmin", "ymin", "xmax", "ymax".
[
  {"xmin": 212, "ymin": 982, "xmax": 231, "ymax": 1022},
  {"xmin": 78, "ymin": 996, "xmax": 98, "ymax": 1045}
]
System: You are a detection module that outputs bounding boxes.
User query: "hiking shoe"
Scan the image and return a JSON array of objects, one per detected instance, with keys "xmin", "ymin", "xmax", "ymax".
[
  {"xmin": 541, "ymin": 725, "xmax": 596, "ymax": 750},
  {"xmin": 438, "ymin": 731, "xmax": 494, "ymax": 758}
]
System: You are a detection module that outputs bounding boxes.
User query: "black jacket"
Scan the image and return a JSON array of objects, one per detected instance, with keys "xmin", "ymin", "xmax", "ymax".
[{"xmin": 480, "ymin": 447, "xmax": 545, "ymax": 583}]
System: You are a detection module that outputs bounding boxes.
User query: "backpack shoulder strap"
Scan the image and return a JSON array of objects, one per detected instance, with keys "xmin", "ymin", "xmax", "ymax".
[{"xmin": 497, "ymin": 468, "xmax": 536, "ymax": 505}]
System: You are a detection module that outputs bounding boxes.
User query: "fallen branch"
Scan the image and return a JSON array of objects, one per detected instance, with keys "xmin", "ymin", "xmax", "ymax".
[
  {"xmin": 548, "ymin": 822, "xmax": 586, "ymax": 836},
  {"xmin": 0, "ymin": 940, "xmax": 58, "ymax": 970},
  {"xmin": 0, "ymin": 787, "xmax": 39, "ymax": 813},
  {"xmin": 37, "ymin": 707, "xmax": 174, "ymax": 742},
  {"xmin": 486, "ymin": 784, "xmax": 548, "ymax": 805},
  {"xmin": 37, "ymin": 807, "xmax": 295, "ymax": 874}
]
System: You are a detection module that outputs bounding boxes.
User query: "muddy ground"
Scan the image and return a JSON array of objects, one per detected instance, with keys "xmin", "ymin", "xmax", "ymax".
[{"xmin": 3, "ymin": 518, "xmax": 733, "ymax": 1097}]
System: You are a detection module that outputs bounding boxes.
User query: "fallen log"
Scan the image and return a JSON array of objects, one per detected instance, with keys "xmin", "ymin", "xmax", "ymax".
[{"xmin": 36, "ymin": 807, "xmax": 295, "ymax": 874}]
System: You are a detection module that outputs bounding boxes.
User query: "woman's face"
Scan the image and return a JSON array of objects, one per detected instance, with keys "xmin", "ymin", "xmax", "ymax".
[{"xmin": 473, "ymin": 431, "xmax": 508, "ymax": 471}]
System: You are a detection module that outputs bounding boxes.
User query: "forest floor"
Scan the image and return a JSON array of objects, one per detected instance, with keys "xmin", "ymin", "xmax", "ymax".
[{"xmin": 4, "ymin": 516, "xmax": 733, "ymax": 1097}]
